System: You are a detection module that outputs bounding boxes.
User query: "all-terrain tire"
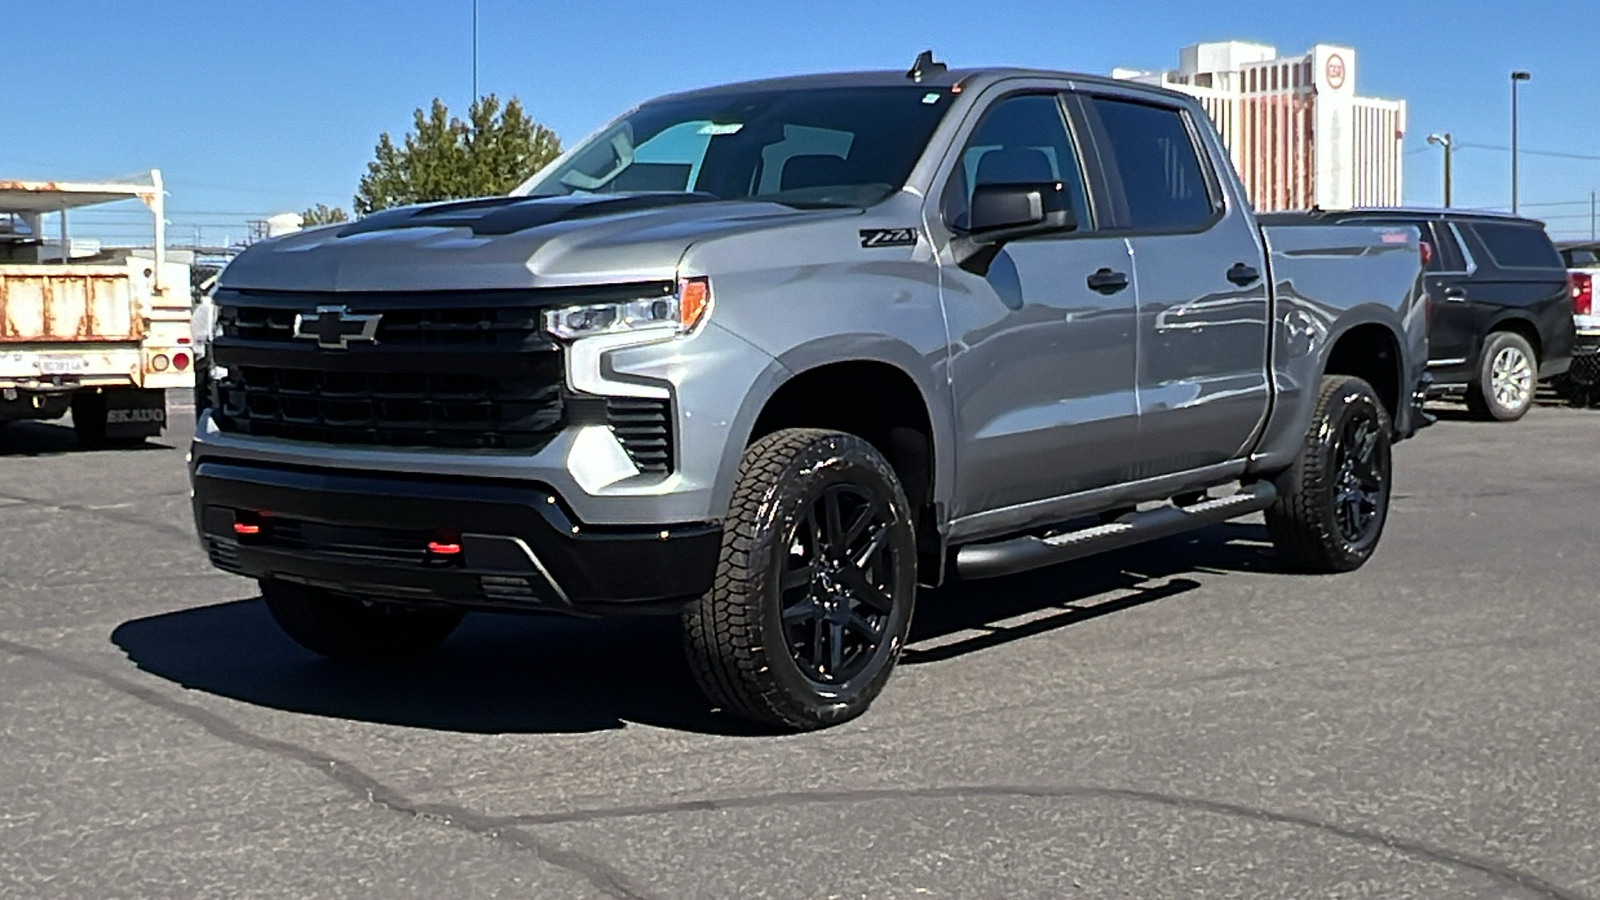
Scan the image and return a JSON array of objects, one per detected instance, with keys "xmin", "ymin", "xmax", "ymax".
[
  {"xmin": 1465, "ymin": 331, "xmax": 1538, "ymax": 421},
  {"xmin": 1265, "ymin": 375, "xmax": 1393, "ymax": 573},
  {"xmin": 683, "ymin": 429, "xmax": 918, "ymax": 731},
  {"xmin": 262, "ymin": 579, "xmax": 465, "ymax": 662}
]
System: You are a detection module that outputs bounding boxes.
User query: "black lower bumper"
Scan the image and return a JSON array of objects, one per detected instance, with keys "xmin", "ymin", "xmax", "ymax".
[
  {"xmin": 191, "ymin": 460, "xmax": 721, "ymax": 615},
  {"xmin": 0, "ymin": 389, "xmax": 71, "ymax": 422},
  {"xmin": 1404, "ymin": 373, "xmax": 1435, "ymax": 436},
  {"xmin": 1571, "ymin": 333, "xmax": 1600, "ymax": 385}
]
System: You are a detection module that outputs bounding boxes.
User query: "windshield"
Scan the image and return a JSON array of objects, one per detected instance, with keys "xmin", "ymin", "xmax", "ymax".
[{"xmin": 518, "ymin": 86, "xmax": 956, "ymax": 208}]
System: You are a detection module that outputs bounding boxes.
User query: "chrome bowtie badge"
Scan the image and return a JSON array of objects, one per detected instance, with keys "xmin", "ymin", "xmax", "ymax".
[{"xmin": 292, "ymin": 305, "xmax": 382, "ymax": 349}]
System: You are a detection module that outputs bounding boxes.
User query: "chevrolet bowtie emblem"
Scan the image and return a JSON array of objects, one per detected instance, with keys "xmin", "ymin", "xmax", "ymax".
[{"xmin": 292, "ymin": 306, "xmax": 382, "ymax": 349}]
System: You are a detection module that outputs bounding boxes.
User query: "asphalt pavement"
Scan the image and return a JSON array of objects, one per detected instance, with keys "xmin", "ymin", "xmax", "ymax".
[{"xmin": 2, "ymin": 401, "xmax": 1599, "ymax": 899}]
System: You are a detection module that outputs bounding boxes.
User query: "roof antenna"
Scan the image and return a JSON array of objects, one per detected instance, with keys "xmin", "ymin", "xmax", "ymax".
[{"xmin": 906, "ymin": 50, "xmax": 946, "ymax": 83}]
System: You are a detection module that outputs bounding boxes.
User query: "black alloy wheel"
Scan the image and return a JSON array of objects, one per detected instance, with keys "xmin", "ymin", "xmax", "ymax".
[
  {"xmin": 1330, "ymin": 410, "xmax": 1387, "ymax": 547},
  {"xmin": 779, "ymin": 482, "xmax": 902, "ymax": 687},
  {"xmin": 683, "ymin": 428, "xmax": 918, "ymax": 731},
  {"xmin": 1265, "ymin": 375, "xmax": 1393, "ymax": 573}
]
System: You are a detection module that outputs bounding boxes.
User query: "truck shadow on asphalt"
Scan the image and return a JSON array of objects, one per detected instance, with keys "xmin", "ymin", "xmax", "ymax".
[
  {"xmin": 0, "ymin": 421, "xmax": 173, "ymax": 456},
  {"xmin": 110, "ymin": 522, "xmax": 1281, "ymax": 737}
]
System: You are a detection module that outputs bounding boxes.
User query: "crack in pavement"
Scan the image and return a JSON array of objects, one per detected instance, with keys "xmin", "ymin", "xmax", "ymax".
[
  {"xmin": 499, "ymin": 785, "xmax": 1591, "ymax": 900},
  {"xmin": 4, "ymin": 571, "xmax": 239, "ymax": 593},
  {"xmin": 0, "ymin": 636, "xmax": 659, "ymax": 900},
  {"xmin": 0, "ymin": 490, "xmax": 195, "ymax": 544},
  {"xmin": 2, "ymin": 631, "xmax": 1590, "ymax": 899}
]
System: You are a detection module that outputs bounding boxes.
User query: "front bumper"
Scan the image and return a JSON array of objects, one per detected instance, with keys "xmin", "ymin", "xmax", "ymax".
[{"xmin": 191, "ymin": 460, "xmax": 721, "ymax": 615}]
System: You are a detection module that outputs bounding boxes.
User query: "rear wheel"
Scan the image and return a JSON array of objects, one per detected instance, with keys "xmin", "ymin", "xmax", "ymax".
[
  {"xmin": 1465, "ymin": 331, "xmax": 1537, "ymax": 421},
  {"xmin": 1266, "ymin": 375, "xmax": 1393, "ymax": 573},
  {"xmin": 261, "ymin": 579, "xmax": 464, "ymax": 662},
  {"xmin": 683, "ymin": 429, "xmax": 917, "ymax": 731}
]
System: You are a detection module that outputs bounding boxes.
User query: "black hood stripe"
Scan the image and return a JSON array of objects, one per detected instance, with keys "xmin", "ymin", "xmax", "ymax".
[{"xmin": 336, "ymin": 193, "xmax": 723, "ymax": 239}]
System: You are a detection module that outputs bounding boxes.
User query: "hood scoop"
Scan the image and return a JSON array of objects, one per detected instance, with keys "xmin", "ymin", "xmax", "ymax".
[{"xmin": 337, "ymin": 192, "xmax": 723, "ymax": 239}]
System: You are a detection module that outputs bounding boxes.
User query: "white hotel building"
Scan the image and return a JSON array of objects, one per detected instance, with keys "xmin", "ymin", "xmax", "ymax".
[{"xmin": 1114, "ymin": 41, "xmax": 1407, "ymax": 212}]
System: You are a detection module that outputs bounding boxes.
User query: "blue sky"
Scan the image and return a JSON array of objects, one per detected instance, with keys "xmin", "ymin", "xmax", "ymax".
[{"xmin": 4, "ymin": 0, "xmax": 1597, "ymax": 246}]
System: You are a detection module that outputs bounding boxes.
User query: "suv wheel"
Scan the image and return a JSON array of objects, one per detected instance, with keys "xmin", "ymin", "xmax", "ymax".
[
  {"xmin": 1466, "ymin": 331, "xmax": 1537, "ymax": 421},
  {"xmin": 262, "ymin": 579, "xmax": 465, "ymax": 662},
  {"xmin": 1265, "ymin": 375, "xmax": 1393, "ymax": 573},
  {"xmin": 683, "ymin": 429, "xmax": 917, "ymax": 731}
]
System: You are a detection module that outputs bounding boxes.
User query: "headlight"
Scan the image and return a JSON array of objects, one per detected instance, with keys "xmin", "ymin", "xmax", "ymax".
[{"xmin": 543, "ymin": 277, "xmax": 710, "ymax": 341}]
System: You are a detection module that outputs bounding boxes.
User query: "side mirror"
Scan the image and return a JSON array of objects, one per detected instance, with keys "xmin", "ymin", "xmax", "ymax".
[
  {"xmin": 953, "ymin": 182, "xmax": 1077, "ymax": 275},
  {"xmin": 967, "ymin": 182, "xmax": 1075, "ymax": 241}
]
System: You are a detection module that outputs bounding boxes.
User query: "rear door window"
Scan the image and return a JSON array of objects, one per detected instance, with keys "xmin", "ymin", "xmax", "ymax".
[
  {"xmin": 1088, "ymin": 97, "xmax": 1216, "ymax": 231},
  {"xmin": 1470, "ymin": 222, "xmax": 1563, "ymax": 270},
  {"xmin": 1424, "ymin": 221, "xmax": 1465, "ymax": 272}
]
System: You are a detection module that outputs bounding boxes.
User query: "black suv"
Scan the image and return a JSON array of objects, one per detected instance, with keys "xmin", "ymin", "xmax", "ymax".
[{"xmin": 1279, "ymin": 209, "xmax": 1575, "ymax": 421}]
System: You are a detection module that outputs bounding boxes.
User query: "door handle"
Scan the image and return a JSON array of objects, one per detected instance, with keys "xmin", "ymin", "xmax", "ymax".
[
  {"xmin": 1086, "ymin": 268, "xmax": 1130, "ymax": 294},
  {"xmin": 1443, "ymin": 286, "xmax": 1467, "ymax": 300},
  {"xmin": 1226, "ymin": 262, "xmax": 1261, "ymax": 286}
]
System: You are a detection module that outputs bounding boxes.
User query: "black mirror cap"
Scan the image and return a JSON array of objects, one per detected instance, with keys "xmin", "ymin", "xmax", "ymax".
[{"xmin": 966, "ymin": 182, "xmax": 1076, "ymax": 238}]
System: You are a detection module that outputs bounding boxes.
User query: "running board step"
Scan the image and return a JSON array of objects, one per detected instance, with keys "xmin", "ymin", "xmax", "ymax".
[{"xmin": 954, "ymin": 481, "xmax": 1278, "ymax": 580}]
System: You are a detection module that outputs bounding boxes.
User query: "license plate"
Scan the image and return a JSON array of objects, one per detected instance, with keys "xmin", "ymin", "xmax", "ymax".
[{"xmin": 37, "ymin": 357, "xmax": 88, "ymax": 375}]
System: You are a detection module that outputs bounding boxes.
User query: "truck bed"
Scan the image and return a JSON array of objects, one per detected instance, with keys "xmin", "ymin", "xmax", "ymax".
[{"xmin": 0, "ymin": 264, "xmax": 141, "ymax": 342}]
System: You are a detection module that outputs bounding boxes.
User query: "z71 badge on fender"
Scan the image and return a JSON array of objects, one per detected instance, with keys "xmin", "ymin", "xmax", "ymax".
[{"xmin": 859, "ymin": 228, "xmax": 918, "ymax": 248}]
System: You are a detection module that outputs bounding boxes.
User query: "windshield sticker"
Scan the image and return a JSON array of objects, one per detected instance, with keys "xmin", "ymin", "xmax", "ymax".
[
  {"xmin": 860, "ymin": 228, "xmax": 919, "ymax": 248},
  {"xmin": 921, "ymin": 92, "xmax": 941, "ymax": 104},
  {"xmin": 698, "ymin": 123, "xmax": 744, "ymax": 136}
]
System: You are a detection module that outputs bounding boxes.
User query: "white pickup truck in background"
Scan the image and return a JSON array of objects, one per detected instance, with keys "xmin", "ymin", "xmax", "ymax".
[
  {"xmin": 1559, "ymin": 241, "xmax": 1600, "ymax": 406},
  {"xmin": 0, "ymin": 171, "xmax": 193, "ymax": 444}
]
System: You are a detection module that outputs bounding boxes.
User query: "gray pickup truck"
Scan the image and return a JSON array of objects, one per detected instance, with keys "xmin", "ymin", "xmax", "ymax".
[{"xmin": 192, "ymin": 58, "xmax": 1429, "ymax": 730}]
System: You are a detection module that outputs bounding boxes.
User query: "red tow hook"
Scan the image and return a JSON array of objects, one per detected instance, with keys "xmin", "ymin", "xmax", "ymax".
[{"xmin": 426, "ymin": 530, "xmax": 464, "ymax": 563}]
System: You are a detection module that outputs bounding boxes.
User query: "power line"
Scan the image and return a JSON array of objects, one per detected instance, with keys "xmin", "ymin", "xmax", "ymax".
[
  {"xmin": 1526, "ymin": 212, "xmax": 1595, "ymax": 221},
  {"xmin": 1515, "ymin": 199, "xmax": 1596, "ymax": 209},
  {"xmin": 1456, "ymin": 142, "xmax": 1600, "ymax": 162},
  {"xmin": 39, "ymin": 210, "xmax": 273, "ymax": 219}
]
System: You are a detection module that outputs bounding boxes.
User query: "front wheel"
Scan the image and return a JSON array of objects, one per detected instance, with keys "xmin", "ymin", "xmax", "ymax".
[
  {"xmin": 1265, "ymin": 375, "xmax": 1393, "ymax": 573},
  {"xmin": 1466, "ymin": 331, "xmax": 1538, "ymax": 421},
  {"xmin": 683, "ymin": 429, "xmax": 918, "ymax": 731},
  {"xmin": 262, "ymin": 580, "xmax": 464, "ymax": 662}
]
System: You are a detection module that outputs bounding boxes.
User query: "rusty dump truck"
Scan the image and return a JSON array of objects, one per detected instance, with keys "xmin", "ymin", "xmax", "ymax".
[{"xmin": 0, "ymin": 171, "xmax": 193, "ymax": 444}]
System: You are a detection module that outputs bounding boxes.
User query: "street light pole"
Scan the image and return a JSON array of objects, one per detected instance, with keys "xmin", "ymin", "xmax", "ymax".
[
  {"xmin": 1511, "ymin": 71, "xmax": 1531, "ymax": 214},
  {"xmin": 1427, "ymin": 133, "xmax": 1454, "ymax": 207},
  {"xmin": 472, "ymin": 0, "xmax": 479, "ymax": 104}
]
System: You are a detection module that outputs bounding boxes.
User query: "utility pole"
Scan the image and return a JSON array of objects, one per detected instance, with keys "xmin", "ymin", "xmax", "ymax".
[
  {"xmin": 1592, "ymin": 190, "xmax": 1597, "ymax": 241},
  {"xmin": 1511, "ymin": 71, "xmax": 1531, "ymax": 214},
  {"xmin": 1427, "ymin": 133, "xmax": 1453, "ymax": 207},
  {"xmin": 472, "ymin": 0, "xmax": 479, "ymax": 104}
]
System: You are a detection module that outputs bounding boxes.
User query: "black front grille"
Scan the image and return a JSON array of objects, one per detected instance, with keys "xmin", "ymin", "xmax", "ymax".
[
  {"xmin": 606, "ymin": 398, "xmax": 673, "ymax": 474},
  {"xmin": 214, "ymin": 360, "xmax": 564, "ymax": 450},
  {"xmin": 210, "ymin": 286, "xmax": 677, "ymax": 463},
  {"xmin": 210, "ymin": 289, "xmax": 585, "ymax": 452},
  {"xmin": 220, "ymin": 304, "xmax": 548, "ymax": 348}
]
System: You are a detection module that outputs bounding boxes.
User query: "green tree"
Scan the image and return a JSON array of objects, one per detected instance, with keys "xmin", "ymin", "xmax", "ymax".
[
  {"xmin": 300, "ymin": 203, "xmax": 349, "ymax": 226},
  {"xmin": 354, "ymin": 95, "xmax": 561, "ymax": 215}
]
